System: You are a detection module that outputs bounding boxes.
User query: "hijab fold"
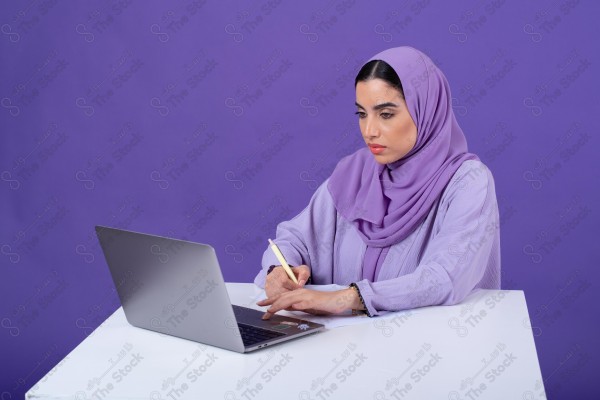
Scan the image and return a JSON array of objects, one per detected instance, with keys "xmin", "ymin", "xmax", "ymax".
[{"xmin": 326, "ymin": 46, "xmax": 480, "ymax": 281}]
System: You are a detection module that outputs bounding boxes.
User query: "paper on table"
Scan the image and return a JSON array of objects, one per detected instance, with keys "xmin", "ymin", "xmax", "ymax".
[{"xmin": 251, "ymin": 284, "xmax": 391, "ymax": 329}]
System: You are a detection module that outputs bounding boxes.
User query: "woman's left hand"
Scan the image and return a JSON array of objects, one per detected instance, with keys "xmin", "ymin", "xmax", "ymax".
[{"xmin": 256, "ymin": 288, "xmax": 359, "ymax": 320}]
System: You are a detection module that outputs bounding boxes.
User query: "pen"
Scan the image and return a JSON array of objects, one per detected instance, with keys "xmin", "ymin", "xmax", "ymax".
[{"xmin": 268, "ymin": 239, "xmax": 299, "ymax": 284}]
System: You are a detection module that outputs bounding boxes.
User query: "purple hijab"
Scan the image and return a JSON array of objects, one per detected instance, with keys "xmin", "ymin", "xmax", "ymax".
[{"xmin": 326, "ymin": 46, "xmax": 480, "ymax": 281}]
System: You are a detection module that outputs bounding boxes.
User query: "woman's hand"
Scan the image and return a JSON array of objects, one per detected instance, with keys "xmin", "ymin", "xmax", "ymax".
[
  {"xmin": 256, "ymin": 287, "xmax": 363, "ymax": 319},
  {"xmin": 264, "ymin": 265, "xmax": 311, "ymax": 298}
]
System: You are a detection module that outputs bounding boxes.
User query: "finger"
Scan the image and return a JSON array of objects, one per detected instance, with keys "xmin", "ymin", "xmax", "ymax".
[
  {"xmin": 256, "ymin": 295, "xmax": 279, "ymax": 306},
  {"xmin": 267, "ymin": 300, "xmax": 301, "ymax": 316},
  {"xmin": 262, "ymin": 311, "xmax": 273, "ymax": 320},
  {"xmin": 256, "ymin": 293, "xmax": 282, "ymax": 307},
  {"xmin": 256, "ymin": 299, "xmax": 270, "ymax": 306},
  {"xmin": 296, "ymin": 269, "xmax": 310, "ymax": 286},
  {"xmin": 266, "ymin": 291, "xmax": 308, "ymax": 315},
  {"xmin": 264, "ymin": 295, "xmax": 294, "ymax": 315}
]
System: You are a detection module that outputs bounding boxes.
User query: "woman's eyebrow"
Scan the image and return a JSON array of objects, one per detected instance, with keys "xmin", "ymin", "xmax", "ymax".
[{"xmin": 355, "ymin": 101, "xmax": 399, "ymax": 110}]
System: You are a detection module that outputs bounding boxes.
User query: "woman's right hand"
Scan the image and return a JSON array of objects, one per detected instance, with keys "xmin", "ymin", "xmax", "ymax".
[{"xmin": 264, "ymin": 265, "xmax": 311, "ymax": 298}]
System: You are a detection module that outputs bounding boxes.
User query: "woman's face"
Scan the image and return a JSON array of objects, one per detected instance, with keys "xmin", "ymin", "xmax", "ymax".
[{"xmin": 355, "ymin": 78, "xmax": 418, "ymax": 164}]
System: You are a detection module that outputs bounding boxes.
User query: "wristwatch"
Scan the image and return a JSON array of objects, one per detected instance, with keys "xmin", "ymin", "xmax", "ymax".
[
  {"xmin": 349, "ymin": 283, "xmax": 369, "ymax": 316},
  {"xmin": 266, "ymin": 264, "xmax": 283, "ymax": 275}
]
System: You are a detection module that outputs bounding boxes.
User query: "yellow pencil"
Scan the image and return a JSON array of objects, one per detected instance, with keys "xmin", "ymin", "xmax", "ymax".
[{"xmin": 268, "ymin": 239, "xmax": 299, "ymax": 284}]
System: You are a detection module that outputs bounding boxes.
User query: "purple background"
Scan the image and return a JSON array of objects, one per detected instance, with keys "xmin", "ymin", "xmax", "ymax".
[{"xmin": 1, "ymin": 1, "xmax": 598, "ymax": 398}]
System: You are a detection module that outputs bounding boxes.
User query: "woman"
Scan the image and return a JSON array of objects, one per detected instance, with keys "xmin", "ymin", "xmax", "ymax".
[{"xmin": 254, "ymin": 46, "xmax": 501, "ymax": 319}]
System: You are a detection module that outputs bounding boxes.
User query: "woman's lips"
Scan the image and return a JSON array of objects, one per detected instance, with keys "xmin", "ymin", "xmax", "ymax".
[{"xmin": 369, "ymin": 144, "xmax": 386, "ymax": 155}]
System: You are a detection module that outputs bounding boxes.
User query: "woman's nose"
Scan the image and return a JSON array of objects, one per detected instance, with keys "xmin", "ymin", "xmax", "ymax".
[{"xmin": 365, "ymin": 119, "xmax": 379, "ymax": 138}]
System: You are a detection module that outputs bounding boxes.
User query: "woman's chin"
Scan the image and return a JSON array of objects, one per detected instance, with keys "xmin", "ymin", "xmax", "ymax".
[{"xmin": 372, "ymin": 154, "xmax": 392, "ymax": 164}]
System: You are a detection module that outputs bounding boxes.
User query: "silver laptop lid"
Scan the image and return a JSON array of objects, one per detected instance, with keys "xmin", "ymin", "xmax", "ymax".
[{"xmin": 95, "ymin": 225, "xmax": 245, "ymax": 353}]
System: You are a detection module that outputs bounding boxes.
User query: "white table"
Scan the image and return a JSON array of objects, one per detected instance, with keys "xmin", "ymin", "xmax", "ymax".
[{"xmin": 26, "ymin": 283, "xmax": 545, "ymax": 399}]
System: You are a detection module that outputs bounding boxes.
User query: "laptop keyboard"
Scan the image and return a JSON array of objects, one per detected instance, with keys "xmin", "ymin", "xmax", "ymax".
[{"xmin": 238, "ymin": 323, "xmax": 286, "ymax": 346}]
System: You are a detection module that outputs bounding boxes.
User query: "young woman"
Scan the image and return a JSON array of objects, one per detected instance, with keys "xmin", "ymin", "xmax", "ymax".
[{"xmin": 255, "ymin": 46, "xmax": 500, "ymax": 319}]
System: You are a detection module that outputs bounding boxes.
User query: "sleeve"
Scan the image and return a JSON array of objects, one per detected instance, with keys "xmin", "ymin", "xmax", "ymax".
[
  {"xmin": 253, "ymin": 178, "xmax": 338, "ymax": 288},
  {"xmin": 354, "ymin": 163, "xmax": 501, "ymax": 316}
]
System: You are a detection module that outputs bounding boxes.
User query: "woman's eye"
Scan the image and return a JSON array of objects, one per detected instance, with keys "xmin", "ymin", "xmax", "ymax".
[
  {"xmin": 381, "ymin": 113, "xmax": 394, "ymax": 119},
  {"xmin": 354, "ymin": 111, "xmax": 365, "ymax": 118}
]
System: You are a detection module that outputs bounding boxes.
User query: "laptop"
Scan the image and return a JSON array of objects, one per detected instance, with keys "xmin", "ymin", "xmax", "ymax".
[{"xmin": 95, "ymin": 225, "xmax": 325, "ymax": 353}]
